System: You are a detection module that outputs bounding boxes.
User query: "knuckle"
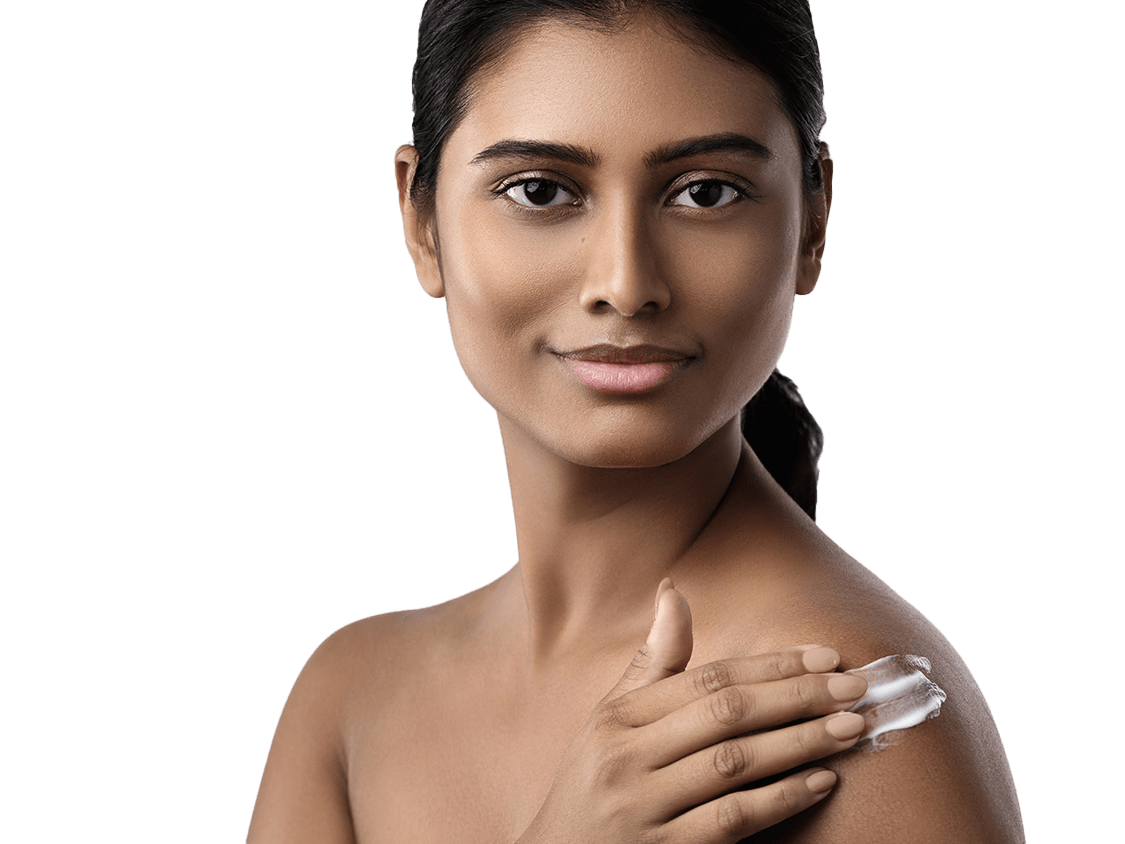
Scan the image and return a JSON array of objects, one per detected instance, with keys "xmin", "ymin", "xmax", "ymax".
[
  {"xmin": 709, "ymin": 686, "xmax": 750, "ymax": 726},
  {"xmin": 592, "ymin": 736, "xmax": 634, "ymax": 782},
  {"xmin": 791, "ymin": 721, "xmax": 815, "ymax": 755},
  {"xmin": 712, "ymin": 739, "xmax": 750, "ymax": 780},
  {"xmin": 792, "ymin": 674, "xmax": 818, "ymax": 708},
  {"xmin": 696, "ymin": 660, "xmax": 736, "ymax": 695},
  {"xmin": 772, "ymin": 779, "xmax": 799, "ymax": 816},
  {"xmin": 766, "ymin": 651, "xmax": 787, "ymax": 678},
  {"xmin": 593, "ymin": 700, "xmax": 628, "ymax": 732},
  {"xmin": 630, "ymin": 642, "xmax": 655, "ymax": 673},
  {"xmin": 715, "ymin": 794, "xmax": 753, "ymax": 837}
]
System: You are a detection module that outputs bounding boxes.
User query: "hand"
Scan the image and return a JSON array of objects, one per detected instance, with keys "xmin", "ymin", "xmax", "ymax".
[{"xmin": 517, "ymin": 579, "xmax": 867, "ymax": 843}]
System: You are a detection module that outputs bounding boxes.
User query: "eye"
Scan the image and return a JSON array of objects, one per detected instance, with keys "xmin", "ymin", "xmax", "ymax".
[
  {"xmin": 502, "ymin": 178, "xmax": 577, "ymax": 208},
  {"xmin": 669, "ymin": 180, "xmax": 744, "ymax": 209}
]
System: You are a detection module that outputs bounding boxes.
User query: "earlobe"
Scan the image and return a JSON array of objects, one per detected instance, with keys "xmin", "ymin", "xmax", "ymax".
[
  {"xmin": 796, "ymin": 143, "xmax": 833, "ymax": 296},
  {"xmin": 394, "ymin": 144, "xmax": 444, "ymax": 299}
]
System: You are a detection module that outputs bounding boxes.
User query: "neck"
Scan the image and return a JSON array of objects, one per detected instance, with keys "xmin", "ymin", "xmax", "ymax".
[{"xmin": 499, "ymin": 413, "xmax": 745, "ymax": 664}]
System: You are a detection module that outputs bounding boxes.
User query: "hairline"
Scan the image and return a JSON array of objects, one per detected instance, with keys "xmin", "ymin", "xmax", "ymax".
[{"xmin": 415, "ymin": 5, "xmax": 809, "ymax": 216}]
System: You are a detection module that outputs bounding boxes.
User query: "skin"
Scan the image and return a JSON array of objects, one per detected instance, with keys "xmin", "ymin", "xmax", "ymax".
[{"xmin": 249, "ymin": 12, "xmax": 1024, "ymax": 843}]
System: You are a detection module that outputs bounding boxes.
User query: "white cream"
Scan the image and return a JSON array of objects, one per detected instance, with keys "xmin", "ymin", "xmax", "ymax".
[{"xmin": 845, "ymin": 654, "xmax": 947, "ymax": 750}]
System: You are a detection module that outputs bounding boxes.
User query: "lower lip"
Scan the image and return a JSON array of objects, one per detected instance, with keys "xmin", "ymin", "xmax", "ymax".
[{"xmin": 565, "ymin": 359, "xmax": 683, "ymax": 393}]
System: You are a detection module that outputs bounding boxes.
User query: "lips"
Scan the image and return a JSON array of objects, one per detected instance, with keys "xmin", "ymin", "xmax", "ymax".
[
  {"xmin": 560, "ymin": 343, "xmax": 691, "ymax": 364},
  {"xmin": 556, "ymin": 344, "xmax": 693, "ymax": 393}
]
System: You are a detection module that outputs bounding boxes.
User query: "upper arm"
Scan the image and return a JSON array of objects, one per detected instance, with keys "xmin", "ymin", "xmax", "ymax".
[
  {"xmin": 756, "ymin": 632, "xmax": 1025, "ymax": 843},
  {"xmin": 248, "ymin": 628, "xmax": 358, "ymax": 844},
  {"xmin": 767, "ymin": 704, "xmax": 1023, "ymax": 843}
]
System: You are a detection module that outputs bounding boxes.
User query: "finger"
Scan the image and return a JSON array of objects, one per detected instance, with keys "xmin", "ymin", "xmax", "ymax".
[
  {"xmin": 642, "ymin": 671, "xmax": 867, "ymax": 767},
  {"xmin": 604, "ymin": 644, "xmax": 842, "ymax": 729},
  {"xmin": 663, "ymin": 767, "xmax": 838, "ymax": 843},
  {"xmin": 600, "ymin": 579, "xmax": 693, "ymax": 705},
  {"xmin": 656, "ymin": 711, "xmax": 864, "ymax": 817}
]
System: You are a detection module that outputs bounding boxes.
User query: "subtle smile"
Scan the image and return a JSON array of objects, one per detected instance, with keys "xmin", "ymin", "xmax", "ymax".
[{"xmin": 556, "ymin": 344, "xmax": 692, "ymax": 393}]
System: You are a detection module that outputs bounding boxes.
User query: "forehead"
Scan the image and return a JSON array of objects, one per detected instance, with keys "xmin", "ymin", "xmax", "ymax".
[{"xmin": 445, "ymin": 13, "xmax": 801, "ymax": 170}]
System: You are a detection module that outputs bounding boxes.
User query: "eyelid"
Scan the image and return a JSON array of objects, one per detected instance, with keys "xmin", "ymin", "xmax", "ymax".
[
  {"xmin": 666, "ymin": 171, "xmax": 761, "ymax": 206},
  {"xmin": 491, "ymin": 171, "xmax": 582, "ymax": 205}
]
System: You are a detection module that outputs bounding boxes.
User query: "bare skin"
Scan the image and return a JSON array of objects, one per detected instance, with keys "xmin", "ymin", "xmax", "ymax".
[{"xmin": 250, "ymin": 12, "xmax": 1023, "ymax": 843}]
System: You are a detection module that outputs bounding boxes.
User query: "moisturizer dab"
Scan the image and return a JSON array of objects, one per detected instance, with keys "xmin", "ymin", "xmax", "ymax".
[{"xmin": 845, "ymin": 655, "xmax": 947, "ymax": 750}]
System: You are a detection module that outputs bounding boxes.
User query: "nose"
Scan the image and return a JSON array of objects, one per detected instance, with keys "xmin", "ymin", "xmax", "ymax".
[{"xmin": 578, "ymin": 203, "xmax": 671, "ymax": 316}]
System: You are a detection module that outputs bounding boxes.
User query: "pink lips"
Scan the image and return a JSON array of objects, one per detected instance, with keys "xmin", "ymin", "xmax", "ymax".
[{"xmin": 559, "ymin": 344, "xmax": 691, "ymax": 393}]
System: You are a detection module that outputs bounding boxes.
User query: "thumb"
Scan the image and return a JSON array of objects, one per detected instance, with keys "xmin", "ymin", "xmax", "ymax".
[{"xmin": 604, "ymin": 578, "xmax": 694, "ymax": 702}]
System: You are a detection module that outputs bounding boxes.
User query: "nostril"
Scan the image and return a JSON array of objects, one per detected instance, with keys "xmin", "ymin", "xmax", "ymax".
[{"xmin": 581, "ymin": 286, "xmax": 669, "ymax": 316}]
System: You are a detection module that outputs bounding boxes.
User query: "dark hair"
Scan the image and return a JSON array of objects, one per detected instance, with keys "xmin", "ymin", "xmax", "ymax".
[{"xmin": 409, "ymin": 0, "xmax": 826, "ymax": 519}]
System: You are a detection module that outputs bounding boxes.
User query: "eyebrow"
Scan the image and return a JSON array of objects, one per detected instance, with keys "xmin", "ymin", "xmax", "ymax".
[
  {"xmin": 644, "ymin": 133, "xmax": 773, "ymax": 167},
  {"xmin": 468, "ymin": 132, "xmax": 773, "ymax": 170},
  {"xmin": 469, "ymin": 140, "xmax": 600, "ymax": 169}
]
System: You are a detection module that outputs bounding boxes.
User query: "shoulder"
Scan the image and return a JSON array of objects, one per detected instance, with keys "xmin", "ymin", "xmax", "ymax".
[
  {"xmin": 699, "ymin": 539, "xmax": 1025, "ymax": 843},
  {"xmin": 308, "ymin": 590, "xmax": 492, "ymax": 725},
  {"xmin": 248, "ymin": 591, "xmax": 490, "ymax": 842}
]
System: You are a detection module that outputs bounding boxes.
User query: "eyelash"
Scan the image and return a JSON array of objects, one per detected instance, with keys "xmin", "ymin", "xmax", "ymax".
[
  {"xmin": 490, "ymin": 173, "xmax": 760, "ymax": 213},
  {"xmin": 491, "ymin": 175, "xmax": 581, "ymax": 211}
]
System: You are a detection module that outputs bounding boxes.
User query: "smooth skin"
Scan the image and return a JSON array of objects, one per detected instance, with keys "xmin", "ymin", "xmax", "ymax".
[{"xmin": 250, "ymin": 11, "xmax": 1023, "ymax": 843}]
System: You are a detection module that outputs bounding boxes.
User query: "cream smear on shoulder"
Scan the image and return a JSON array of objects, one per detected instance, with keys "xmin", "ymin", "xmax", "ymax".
[{"xmin": 845, "ymin": 655, "xmax": 947, "ymax": 750}]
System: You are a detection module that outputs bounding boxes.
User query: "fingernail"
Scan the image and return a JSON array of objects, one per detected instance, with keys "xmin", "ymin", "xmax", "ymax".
[
  {"xmin": 802, "ymin": 646, "xmax": 840, "ymax": 674},
  {"xmin": 805, "ymin": 769, "xmax": 837, "ymax": 794},
  {"xmin": 649, "ymin": 583, "xmax": 676, "ymax": 640},
  {"xmin": 827, "ymin": 674, "xmax": 867, "ymax": 702},
  {"xmin": 653, "ymin": 578, "xmax": 673, "ymax": 618},
  {"xmin": 826, "ymin": 712, "xmax": 865, "ymax": 741}
]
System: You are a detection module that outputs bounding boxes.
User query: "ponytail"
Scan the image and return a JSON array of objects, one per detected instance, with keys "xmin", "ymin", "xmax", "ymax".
[{"xmin": 741, "ymin": 370, "xmax": 822, "ymax": 520}]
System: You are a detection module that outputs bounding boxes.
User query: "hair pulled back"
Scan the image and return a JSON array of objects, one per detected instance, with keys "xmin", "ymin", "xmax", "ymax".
[{"xmin": 409, "ymin": 0, "xmax": 826, "ymax": 519}]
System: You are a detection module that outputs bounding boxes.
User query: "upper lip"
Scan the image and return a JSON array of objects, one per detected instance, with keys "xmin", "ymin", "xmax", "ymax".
[{"xmin": 557, "ymin": 343, "xmax": 694, "ymax": 364}]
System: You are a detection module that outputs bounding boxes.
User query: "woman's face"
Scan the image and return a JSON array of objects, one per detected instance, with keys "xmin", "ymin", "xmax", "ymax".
[{"xmin": 400, "ymin": 12, "xmax": 828, "ymax": 468}]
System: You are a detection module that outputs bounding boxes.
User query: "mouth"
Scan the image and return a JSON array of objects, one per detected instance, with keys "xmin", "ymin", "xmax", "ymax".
[{"xmin": 555, "ymin": 344, "xmax": 693, "ymax": 393}]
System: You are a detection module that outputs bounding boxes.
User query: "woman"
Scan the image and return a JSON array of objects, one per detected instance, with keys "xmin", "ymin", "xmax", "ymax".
[{"xmin": 250, "ymin": 1, "xmax": 1023, "ymax": 841}]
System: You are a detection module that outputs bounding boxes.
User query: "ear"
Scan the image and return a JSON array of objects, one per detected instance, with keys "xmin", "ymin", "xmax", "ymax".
[
  {"xmin": 395, "ymin": 144, "xmax": 444, "ymax": 298},
  {"xmin": 796, "ymin": 143, "xmax": 832, "ymax": 296}
]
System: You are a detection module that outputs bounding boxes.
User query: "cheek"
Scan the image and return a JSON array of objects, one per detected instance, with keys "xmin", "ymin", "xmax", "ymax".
[
  {"xmin": 660, "ymin": 212, "xmax": 802, "ymax": 396},
  {"xmin": 437, "ymin": 204, "xmax": 578, "ymax": 404}
]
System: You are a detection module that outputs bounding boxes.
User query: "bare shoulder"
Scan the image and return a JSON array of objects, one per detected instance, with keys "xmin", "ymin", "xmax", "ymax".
[
  {"xmin": 248, "ymin": 587, "xmax": 493, "ymax": 843},
  {"xmin": 699, "ymin": 537, "xmax": 1025, "ymax": 843},
  {"xmin": 317, "ymin": 585, "xmax": 497, "ymax": 729}
]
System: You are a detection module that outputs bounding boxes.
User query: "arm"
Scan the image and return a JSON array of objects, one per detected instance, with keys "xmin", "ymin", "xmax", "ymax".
[
  {"xmin": 753, "ymin": 627, "xmax": 1024, "ymax": 843},
  {"xmin": 248, "ymin": 630, "xmax": 357, "ymax": 844}
]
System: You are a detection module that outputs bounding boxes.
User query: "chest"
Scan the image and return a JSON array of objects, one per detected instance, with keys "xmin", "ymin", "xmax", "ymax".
[
  {"xmin": 344, "ymin": 659, "xmax": 611, "ymax": 843},
  {"xmin": 338, "ymin": 607, "xmax": 780, "ymax": 843}
]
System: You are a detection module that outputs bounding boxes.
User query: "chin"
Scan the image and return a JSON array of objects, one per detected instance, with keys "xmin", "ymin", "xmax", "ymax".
[
  {"xmin": 565, "ymin": 443, "xmax": 693, "ymax": 470},
  {"xmin": 485, "ymin": 375, "xmax": 744, "ymax": 470},
  {"xmin": 540, "ymin": 415, "xmax": 716, "ymax": 469}
]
